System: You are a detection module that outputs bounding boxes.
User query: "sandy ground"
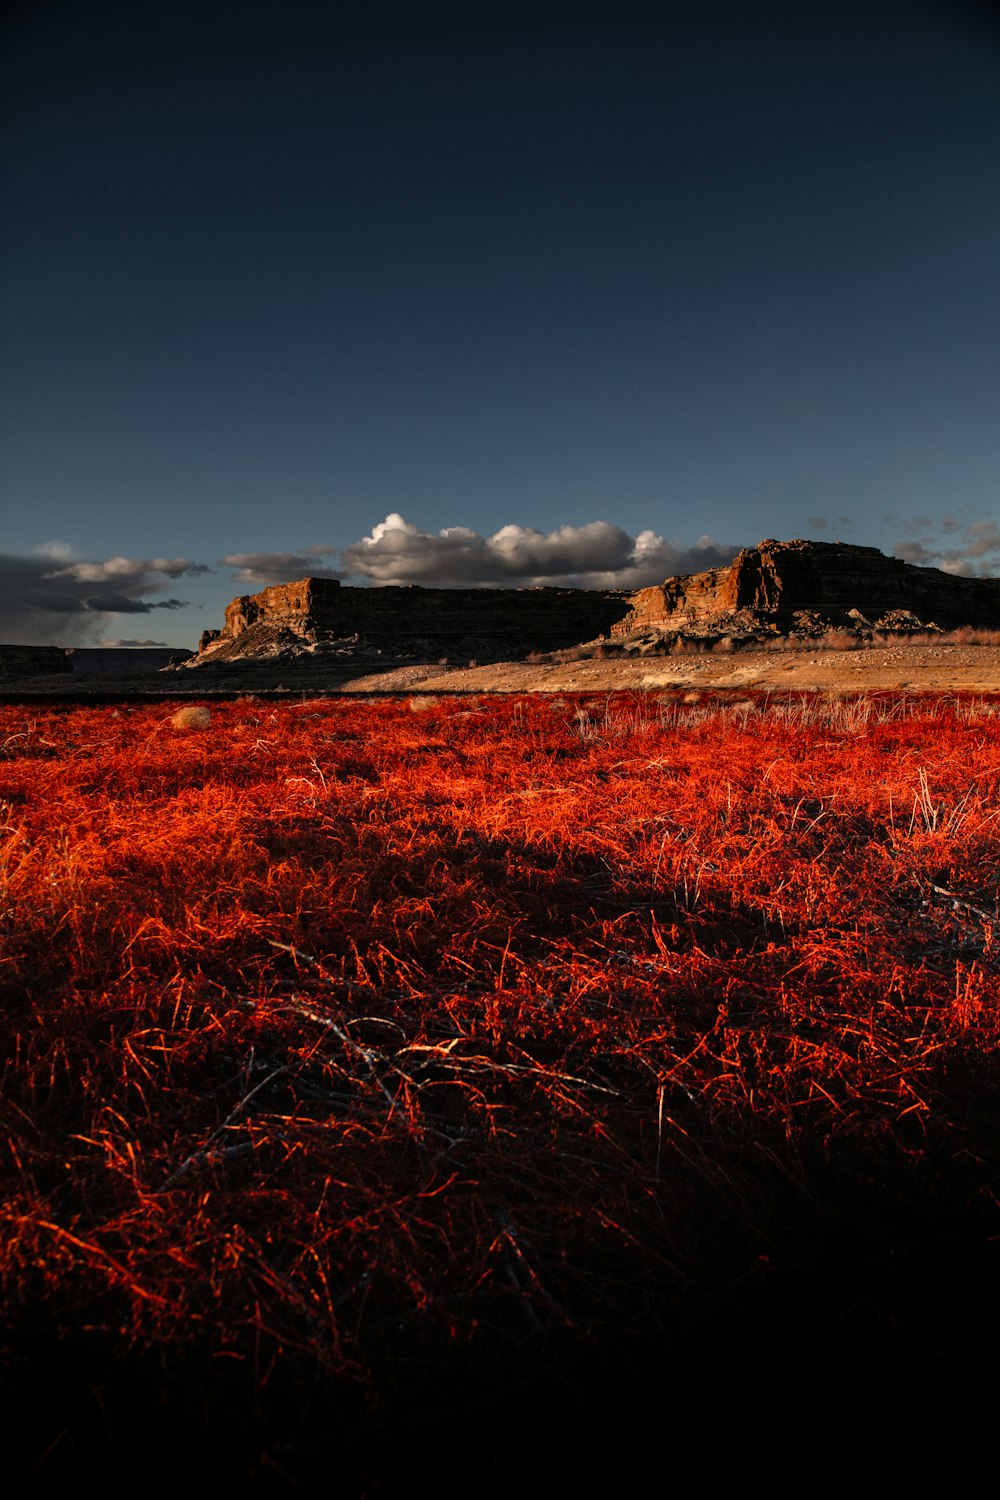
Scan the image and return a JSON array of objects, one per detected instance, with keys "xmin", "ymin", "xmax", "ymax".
[
  {"xmin": 343, "ymin": 641, "xmax": 1000, "ymax": 696},
  {"xmin": 5, "ymin": 641, "xmax": 1000, "ymax": 698}
]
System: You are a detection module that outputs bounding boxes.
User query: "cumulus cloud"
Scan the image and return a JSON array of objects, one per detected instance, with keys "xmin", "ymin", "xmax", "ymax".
[
  {"xmin": 0, "ymin": 550, "xmax": 208, "ymax": 644},
  {"xmin": 339, "ymin": 514, "xmax": 740, "ymax": 588},
  {"xmin": 889, "ymin": 511, "xmax": 1000, "ymax": 576},
  {"xmin": 219, "ymin": 546, "xmax": 341, "ymax": 584}
]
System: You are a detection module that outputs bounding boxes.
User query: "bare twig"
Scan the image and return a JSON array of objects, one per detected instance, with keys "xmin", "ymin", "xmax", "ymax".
[{"xmin": 929, "ymin": 884, "xmax": 996, "ymax": 925}]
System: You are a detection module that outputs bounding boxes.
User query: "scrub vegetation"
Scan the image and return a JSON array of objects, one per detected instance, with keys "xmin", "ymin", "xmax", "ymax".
[{"xmin": 2, "ymin": 692, "xmax": 999, "ymax": 1482}]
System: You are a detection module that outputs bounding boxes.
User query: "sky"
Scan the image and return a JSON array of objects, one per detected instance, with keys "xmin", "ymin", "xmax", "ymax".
[{"xmin": 3, "ymin": 0, "xmax": 1000, "ymax": 646}]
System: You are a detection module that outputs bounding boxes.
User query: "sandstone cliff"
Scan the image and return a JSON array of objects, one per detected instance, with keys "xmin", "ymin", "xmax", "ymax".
[
  {"xmin": 181, "ymin": 540, "xmax": 1000, "ymax": 671},
  {"xmin": 611, "ymin": 538, "xmax": 1000, "ymax": 643},
  {"xmin": 188, "ymin": 577, "xmax": 633, "ymax": 665}
]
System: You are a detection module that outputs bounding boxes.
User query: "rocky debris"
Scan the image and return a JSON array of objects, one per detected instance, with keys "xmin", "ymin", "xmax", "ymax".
[
  {"xmin": 182, "ymin": 577, "xmax": 633, "ymax": 667},
  {"xmin": 607, "ymin": 538, "xmax": 1000, "ymax": 649},
  {"xmin": 0, "ymin": 645, "xmax": 73, "ymax": 676}
]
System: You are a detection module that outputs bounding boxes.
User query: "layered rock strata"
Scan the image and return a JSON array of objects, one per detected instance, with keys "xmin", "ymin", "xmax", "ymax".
[
  {"xmin": 189, "ymin": 578, "xmax": 633, "ymax": 665},
  {"xmin": 181, "ymin": 540, "xmax": 1000, "ymax": 670},
  {"xmin": 611, "ymin": 539, "xmax": 1000, "ymax": 643},
  {"xmin": 0, "ymin": 645, "xmax": 73, "ymax": 676}
]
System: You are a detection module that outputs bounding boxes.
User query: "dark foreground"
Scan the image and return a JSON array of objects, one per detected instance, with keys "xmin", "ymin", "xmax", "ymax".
[{"xmin": 2, "ymin": 692, "xmax": 998, "ymax": 1487}]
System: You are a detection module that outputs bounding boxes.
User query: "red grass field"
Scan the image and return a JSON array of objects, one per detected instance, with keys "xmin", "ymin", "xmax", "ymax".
[{"xmin": 2, "ymin": 691, "xmax": 999, "ymax": 1484}]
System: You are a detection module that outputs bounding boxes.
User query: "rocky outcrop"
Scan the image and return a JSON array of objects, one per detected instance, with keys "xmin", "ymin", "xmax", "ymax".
[
  {"xmin": 181, "ymin": 541, "xmax": 1000, "ymax": 671},
  {"xmin": 0, "ymin": 645, "xmax": 73, "ymax": 676},
  {"xmin": 611, "ymin": 539, "xmax": 1000, "ymax": 643},
  {"xmin": 186, "ymin": 577, "xmax": 633, "ymax": 666}
]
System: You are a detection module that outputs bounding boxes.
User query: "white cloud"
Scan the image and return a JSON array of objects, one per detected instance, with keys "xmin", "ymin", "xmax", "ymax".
[
  {"xmin": 218, "ymin": 517, "xmax": 741, "ymax": 591},
  {"xmin": 339, "ymin": 514, "xmax": 740, "ymax": 588}
]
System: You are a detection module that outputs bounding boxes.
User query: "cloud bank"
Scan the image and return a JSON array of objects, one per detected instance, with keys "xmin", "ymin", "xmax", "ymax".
[
  {"xmin": 887, "ymin": 512, "xmax": 1000, "ymax": 576},
  {"xmin": 0, "ymin": 550, "xmax": 209, "ymax": 644},
  {"xmin": 225, "ymin": 515, "xmax": 740, "ymax": 590},
  {"xmin": 3, "ymin": 523, "xmax": 739, "ymax": 643}
]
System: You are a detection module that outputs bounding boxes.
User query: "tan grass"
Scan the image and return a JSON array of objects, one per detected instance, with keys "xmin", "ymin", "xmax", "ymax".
[{"xmin": 169, "ymin": 706, "xmax": 212, "ymax": 731}]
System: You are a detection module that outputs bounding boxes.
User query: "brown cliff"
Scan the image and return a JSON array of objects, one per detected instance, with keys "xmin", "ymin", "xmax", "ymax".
[
  {"xmin": 611, "ymin": 538, "xmax": 1000, "ymax": 642},
  {"xmin": 181, "ymin": 540, "xmax": 1000, "ymax": 671},
  {"xmin": 188, "ymin": 577, "xmax": 633, "ymax": 665}
]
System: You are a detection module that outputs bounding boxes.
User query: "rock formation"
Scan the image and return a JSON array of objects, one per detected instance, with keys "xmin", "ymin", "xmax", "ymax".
[
  {"xmin": 180, "ymin": 540, "xmax": 1000, "ymax": 670},
  {"xmin": 0, "ymin": 645, "xmax": 73, "ymax": 677},
  {"xmin": 186, "ymin": 577, "xmax": 633, "ymax": 666},
  {"xmin": 610, "ymin": 538, "xmax": 1000, "ymax": 645}
]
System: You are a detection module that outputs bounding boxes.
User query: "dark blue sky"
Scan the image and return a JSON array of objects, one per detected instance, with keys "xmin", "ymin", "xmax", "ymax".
[{"xmin": 3, "ymin": 1, "xmax": 1000, "ymax": 644}]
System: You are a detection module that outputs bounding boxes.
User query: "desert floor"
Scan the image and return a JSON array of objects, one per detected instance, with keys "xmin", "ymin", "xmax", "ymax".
[
  {"xmin": 5, "ymin": 639, "xmax": 1000, "ymax": 698},
  {"xmin": 345, "ymin": 639, "xmax": 1000, "ymax": 696}
]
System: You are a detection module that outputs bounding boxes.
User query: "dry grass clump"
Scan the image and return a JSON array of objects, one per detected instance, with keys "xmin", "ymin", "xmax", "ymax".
[
  {"xmin": 860, "ymin": 626, "xmax": 1000, "ymax": 648},
  {"xmin": 820, "ymin": 628, "xmax": 863, "ymax": 650},
  {"xmin": 761, "ymin": 628, "xmax": 862, "ymax": 652},
  {"xmin": 928, "ymin": 626, "xmax": 1000, "ymax": 647},
  {"xmin": 550, "ymin": 643, "xmax": 628, "ymax": 663},
  {"xmin": 643, "ymin": 624, "xmax": 1000, "ymax": 658},
  {"xmin": 169, "ymin": 705, "xmax": 212, "ymax": 730}
]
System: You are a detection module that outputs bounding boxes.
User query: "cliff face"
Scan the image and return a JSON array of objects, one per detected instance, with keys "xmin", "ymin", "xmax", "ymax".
[
  {"xmin": 192, "ymin": 577, "xmax": 633, "ymax": 664},
  {"xmin": 184, "ymin": 541, "xmax": 1000, "ymax": 670},
  {"xmin": 612, "ymin": 539, "xmax": 1000, "ymax": 638},
  {"xmin": 0, "ymin": 645, "xmax": 73, "ymax": 677}
]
